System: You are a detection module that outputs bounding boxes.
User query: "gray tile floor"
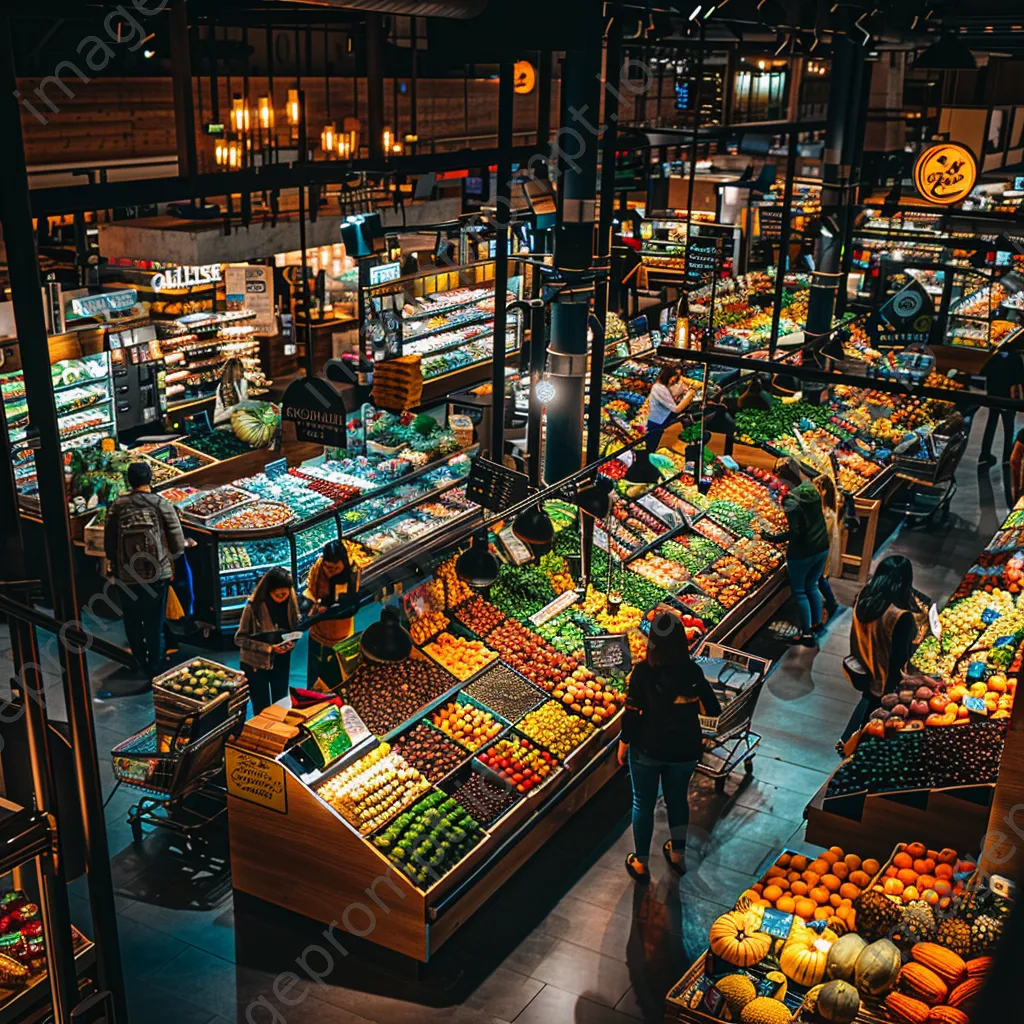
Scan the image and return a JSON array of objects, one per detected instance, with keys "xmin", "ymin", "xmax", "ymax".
[{"xmin": 4, "ymin": 416, "xmax": 1010, "ymax": 1024}]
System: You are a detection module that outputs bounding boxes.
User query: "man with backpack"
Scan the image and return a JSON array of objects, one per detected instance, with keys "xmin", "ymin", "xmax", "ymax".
[{"xmin": 104, "ymin": 461, "xmax": 186, "ymax": 683}]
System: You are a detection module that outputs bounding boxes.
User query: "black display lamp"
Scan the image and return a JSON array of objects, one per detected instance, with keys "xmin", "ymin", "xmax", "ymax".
[
  {"xmin": 576, "ymin": 476, "xmax": 614, "ymax": 519},
  {"xmin": 359, "ymin": 605, "xmax": 413, "ymax": 663},
  {"xmin": 913, "ymin": 34, "xmax": 977, "ymax": 70},
  {"xmin": 455, "ymin": 530, "xmax": 500, "ymax": 588},
  {"xmin": 706, "ymin": 404, "xmax": 736, "ymax": 456},
  {"xmin": 625, "ymin": 449, "xmax": 663, "ymax": 484},
  {"xmin": 512, "ymin": 503, "xmax": 554, "ymax": 556}
]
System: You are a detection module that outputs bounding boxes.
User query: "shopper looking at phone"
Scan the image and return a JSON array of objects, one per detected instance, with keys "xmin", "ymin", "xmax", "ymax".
[
  {"xmin": 237, "ymin": 567, "xmax": 299, "ymax": 714},
  {"xmin": 304, "ymin": 540, "xmax": 361, "ymax": 684}
]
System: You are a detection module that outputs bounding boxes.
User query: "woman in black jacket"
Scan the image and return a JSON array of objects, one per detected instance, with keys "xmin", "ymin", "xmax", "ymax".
[{"xmin": 619, "ymin": 612, "xmax": 721, "ymax": 882}]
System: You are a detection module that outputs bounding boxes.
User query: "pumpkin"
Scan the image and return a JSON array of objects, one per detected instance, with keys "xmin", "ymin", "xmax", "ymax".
[
  {"xmin": 779, "ymin": 925, "xmax": 836, "ymax": 988},
  {"xmin": 826, "ymin": 933, "xmax": 867, "ymax": 982},
  {"xmin": 885, "ymin": 992, "xmax": 930, "ymax": 1024},
  {"xmin": 965, "ymin": 955, "xmax": 992, "ymax": 979},
  {"xmin": 816, "ymin": 979, "xmax": 860, "ymax": 1024},
  {"xmin": 898, "ymin": 963, "xmax": 947, "ymax": 1005},
  {"xmin": 709, "ymin": 911, "xmax": 772, "ymax": 967},
  {"xmin": 855, "ymin": 939, "xmax": 902, "ymax": 996},
  {"xmin": 739, "ymin": 996, "xmax": 792, "ymax": 1024},
  {"xmin": 926, "ymin": 1008, "xmax": 969, "ymax": 1024},
  {"xmin": 947, "ymin": 977, "xmax": 984, "ymax": 1011},
  {"xmin": 911, "ymin": 943, "xmax": 967, "ymax": 987}
]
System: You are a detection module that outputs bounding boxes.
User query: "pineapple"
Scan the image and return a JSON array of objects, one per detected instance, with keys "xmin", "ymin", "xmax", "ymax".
[
  {"xmin": 857, "ymin": 889, "xmax": 902, "ymax": 942},
  {"xmin": 935, "ymin": 917, "xmax": 972, "ymax": 957}
]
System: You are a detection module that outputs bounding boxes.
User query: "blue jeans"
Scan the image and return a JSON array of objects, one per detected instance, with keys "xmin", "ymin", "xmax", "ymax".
[
  {"xmin": 787, "ymin": 549, "xmax": 829, "ymax": 634},
  {"xmin": 629, "ymin": 747, "xmax": 698, "ymax": 861},
  {"xmin": 646, "ymin": 419, "xmax": 666, "ymax": 454}
]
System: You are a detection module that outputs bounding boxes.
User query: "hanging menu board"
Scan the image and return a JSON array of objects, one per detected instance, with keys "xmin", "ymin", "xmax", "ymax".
[{"xmin": 465, "ymin": 457, "xmax": 530, "ymax": 512}]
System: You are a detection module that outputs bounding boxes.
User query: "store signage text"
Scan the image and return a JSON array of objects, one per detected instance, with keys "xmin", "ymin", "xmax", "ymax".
[
  {"xmin": 150, "ymin": 264, "xmax": 223, "ymax": 291},
  {"xmin": 68, "ymin": 289, "xmax": 138, "ymax": 319},
  {"xmin": 225, "ymin": 747, "xmax": 287, "ymax": 813},
  {"xmin": 913, "ymin": 143, "xmax": 977, "ymax": 207},
  {"xmin": 368, "ymin": 261, "xmax": 402, "ymax": 286},
  {"xmin": 281, "ymin": 377, "xmax": 348, "ymax": 447}
]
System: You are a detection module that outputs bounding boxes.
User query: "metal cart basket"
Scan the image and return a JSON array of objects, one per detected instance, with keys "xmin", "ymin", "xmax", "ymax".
[
  {"xmin": 890, "ymin": 426, "xmax": 968, "ymax": 528},
  {"xmin": 693, "ymin": 642, "xmax": 772, "ymax": 791},
  {"xmin": 110, "ymin": 692, "xmax": 242, "ymax": 845}
]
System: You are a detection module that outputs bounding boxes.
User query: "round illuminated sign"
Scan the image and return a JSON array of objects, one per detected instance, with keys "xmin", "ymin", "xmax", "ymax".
[
  {"xmin": 513, "ymin": 61, "xmax": 536, "ymax": 95},
  {"xmin": 913, "ymin": 143, "xmax": 977, "ymax": 206}
]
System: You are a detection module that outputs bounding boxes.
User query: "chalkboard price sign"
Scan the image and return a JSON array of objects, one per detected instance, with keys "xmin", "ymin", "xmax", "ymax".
[
  {"xmin": 584, "ymin": 634, "xmax": 632, "ymax": 673},
  {"xmin": 466, "ymin": 458, "xmax": 530, "ymax": 513}
]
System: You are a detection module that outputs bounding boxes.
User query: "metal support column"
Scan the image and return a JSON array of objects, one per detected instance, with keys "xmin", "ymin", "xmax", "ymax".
[
  {"xmin": 807, "ymin": 29, "xmax": 865, "ymax": 335},
  {"xmin": 366, "ymin": 13, "xmax": 385, "ymax": 162},
  {"xmin": 767, "ymin": 127, "xmax": 799, "ymax": 360},
  {"xmin": 537, "ymin": 50, "xmax": 552, "ymax": 157},
  {"xmin": 543, "ymin": 34, "xmax": 602, "ymax": 485},
  {"xmin": 682, "ymin": 23, "xmax": 705, "ymax": 285},
  {"xmin": 0, "ymin": 18, "xmax": 126, "ymax": 1023},
  {"xmin": 491, "ymin": 61, "xmax": 514, "ymax": 462},
  {"xmin": 170, "ymin": 0, "xmax": 198, "ymax": 179}
]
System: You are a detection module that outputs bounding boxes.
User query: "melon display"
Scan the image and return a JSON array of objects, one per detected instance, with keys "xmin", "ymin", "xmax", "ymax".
[
  {"xmin": 816, "ymin": 979, "xmax": 860, "ymax": 1024},
  {"xmin": 826, "ymin": 933, "xmax": 867, "ymax": 983},
  {"xmin": 855, "ymin": 938, "xmax": 902, "ymax": 997},
  {"xmin": 232, "ymin": 402, "xmax": 280, "ymax": 447}
]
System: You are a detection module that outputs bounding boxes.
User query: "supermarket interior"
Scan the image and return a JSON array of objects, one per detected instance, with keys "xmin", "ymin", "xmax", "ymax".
[{"xmin": 2, "ymin": 2, "xmax": 1024, "ymax": 1024}]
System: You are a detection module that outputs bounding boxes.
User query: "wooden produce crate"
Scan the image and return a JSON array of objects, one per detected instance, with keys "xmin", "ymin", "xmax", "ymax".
[{"xmin": 153, "ymin": 658, "xmax": 248, "ymax": 744}]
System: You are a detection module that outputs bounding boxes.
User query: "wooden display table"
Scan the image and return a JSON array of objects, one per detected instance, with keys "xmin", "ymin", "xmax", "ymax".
[{"xmin": 226, "ymin": 725, "xmax": 621, "ymax": 962}]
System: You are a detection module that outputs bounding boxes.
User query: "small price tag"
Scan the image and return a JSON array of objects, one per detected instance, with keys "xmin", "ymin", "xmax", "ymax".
[
  {"xmin": 928, "ymin": 603, "xmax": 941, "ymax": 639},
  {"xmin": 758, "ymin": 907, "xmax": 795, "ymax": 939},
  {"xmin": 995, "ymin": 635, "xmax": 1017, "ymax": 648},
  {"xmin": 981, "ymin": 607, "xmax": 1000, "ymax": 625},
  {"xmin": 967, "ymin": 662, "xmax": 988, "ymax": 681},
  {"xmin": 963, "ymin": 696, "xmax": 989, "ymax": 715}
]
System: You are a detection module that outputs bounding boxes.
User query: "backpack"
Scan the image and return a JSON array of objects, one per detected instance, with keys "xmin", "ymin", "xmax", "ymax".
[{"xmin": 115, "ymin": 494, "xmax": 166, "ymax": 583}]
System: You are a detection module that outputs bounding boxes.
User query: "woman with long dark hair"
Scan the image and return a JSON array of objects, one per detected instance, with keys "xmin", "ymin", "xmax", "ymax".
[
  {"xmin": 840, "ymin": 555, "xmax": 917, "ymax": 742},
  {"xmin": 214, "ymin": 357, "xmax": 249, "ymax": 428},
  {"xmin": 304, "ymin": 539, "xmax": 361, "ymax": 685},
  {"xmin": 619, "ymin": 612, "xmax": 721, "ymax": 882},
  {"xmin": 236, "ymin": 566, "xmax": 299, "ymax": 714}
]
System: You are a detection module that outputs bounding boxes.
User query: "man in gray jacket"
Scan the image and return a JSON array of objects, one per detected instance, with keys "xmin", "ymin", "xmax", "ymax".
[{"xmin": 104, "ymin": 461, "xmax": 186, "ymax": 682}]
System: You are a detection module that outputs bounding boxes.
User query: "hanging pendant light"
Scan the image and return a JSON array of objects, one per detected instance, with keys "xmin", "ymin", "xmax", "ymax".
[
  {"xmin": 455, "ymin": 531, "xmax": 500, "ymax": 588},
  {"xmin": 512, "ymin": 503, "xmax": 553, "ymax": 556},
  {"xmin": 359, "ymin": 605, "xmax": 413, "ymax": 663},
  {"xmin": 575, "ymin": 476, "xmax": 614, "ymax": 520},
  {"xmin": 321, "ymin": 122, "xmax": 337, "ymax": 155},
  {"xmin": 230, "ymin": 95, "xmax": 250, "ymax": 134},
  {"xmin": 286, "ymin": 88, "xmax": 300, "ymax": 126},
  {"xmin": 257, "ymin": 95, "xmax": 274, "ymax": 144}
]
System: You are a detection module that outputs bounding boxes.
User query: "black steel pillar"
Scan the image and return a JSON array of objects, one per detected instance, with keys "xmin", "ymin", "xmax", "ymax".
[
  {"xmin": 543, "ymin": 35, "xmax": 602, "ymax": 485},
  {"xmin": 682, "ymin": 23, "xmax": 705, "ymax": 285},
  {"xmin": 170, "ymin": 0, "xmax": 198, "ymax": 179},
  {"xmin": 537, "ymin": 50, "xmax": 552, "ymax": 157},
  {"xmin": 366, "ymin": 13, "xmax": 385, "ymax": 161},
  {"xmin": 0, "ymin": 18, "xmax": 127, "ymax": 1023},
  {"xmin": 806, "ymin": 30, "xmax": 866, "ymax": 336},
  {"xmin": 767, "ymin": 127, "xmax": 799, "ymax": 359},
  {"xmin": 491, "ymin": 61, "xmax": 515, "ymax": 462}
]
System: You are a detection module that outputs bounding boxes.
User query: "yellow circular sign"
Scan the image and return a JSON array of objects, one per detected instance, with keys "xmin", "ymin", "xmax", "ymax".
[
  {"xmin": 913, "ymin": 143, "xmax": 977, "ymax": 206},
  {"xmin": 513, "ymin": 60, "xmax": 536, "ymax": 95}
]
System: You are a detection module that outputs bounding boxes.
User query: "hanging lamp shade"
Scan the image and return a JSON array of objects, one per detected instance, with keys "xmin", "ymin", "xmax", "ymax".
[
  {"xmin": 914, "ymin": 34, "xmax": 976, "ymax": 70},
  {"xmin": 359, "ymin": 605, "xmax": 413, "ymax": 663},
  {"xmin": 455, "ymin": 531, "xmax": 500, "ymax": 588},
  {"xmin": 576, "ymin": 476, "xmax": 614, "ymax": 519},
  {"xmin": 512, "ymin": 503, "xmax": 553, "ymax": 554},
  {"xmin": 625, "ymin": 450, "xmax": 663, "ymax": 484}
]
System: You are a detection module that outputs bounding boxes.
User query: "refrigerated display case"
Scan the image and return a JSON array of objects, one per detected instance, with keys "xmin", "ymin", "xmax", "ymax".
[{"xmin": 1, "ymin": 349, "xmax": 116, "ymax": 504}]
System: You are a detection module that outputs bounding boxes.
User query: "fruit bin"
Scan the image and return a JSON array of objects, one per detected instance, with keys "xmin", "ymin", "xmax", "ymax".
[
  {"xmin": 152, "ymin": 658, "xmax": 249, "ymax": 745},
  {"xmin": 429, "ymin": 691, "xmax": 513, "ymax": 753},
  {"xmin": 440, "ymin": 759, "xmax": 528, "ymax": 843},
  {"xmin": 474, "ymin": 726, "xmax": 568, "ymax": 804}
]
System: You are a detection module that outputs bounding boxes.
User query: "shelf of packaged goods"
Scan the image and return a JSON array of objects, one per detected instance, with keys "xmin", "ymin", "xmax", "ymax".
[
  {"xmin": 219, "ymin": 562, "xmax": 285, "ymax": 576},
  {"xmin": 0, "ymin": 937, "xmax": 95, "ymax": 1024},
  {"xmin": 403, "ymin": 293, "xmax": 497, "ymax": 323},
  {"xmin": 421, "ymin": 341, "xmax": 521, "ymax": 385},
  {"xmin": 406, "ymin": 319, "xmax": 519, "ymax": 361},
  {"xmin": 10, "ymin": 419, "xmax": 115, "ymax": 451},
  {"xmin": 404, "ymin": 308, "xmax": 492, "ymax": 343}
]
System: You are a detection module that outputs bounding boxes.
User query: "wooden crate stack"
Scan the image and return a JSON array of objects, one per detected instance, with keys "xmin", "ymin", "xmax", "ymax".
[
  {"xmin": 235, "ymin": 702, "xmax": 330, "ymax": 756},
  {"xmin": 371, "ymin": 355, "xmax": 423, "ymax": 410}
]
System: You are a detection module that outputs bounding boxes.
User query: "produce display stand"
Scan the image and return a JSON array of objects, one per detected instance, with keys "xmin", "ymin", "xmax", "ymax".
[{"xmin": 0, "ymin": 935, "xmax": 95, "ymax": 1024}]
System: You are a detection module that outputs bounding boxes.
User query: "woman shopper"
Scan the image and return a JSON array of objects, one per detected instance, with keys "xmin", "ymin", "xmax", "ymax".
[
  {"xmin": 645, "ymin": 366, "xmax": 696, "ymax": 455},
  {"xmin": 618, "ymin": 612, "xmax": 721, "ymax": 882},
  {"xmin": 213, "ymin": 357, "xmax": 250, "ymax": 428},
  {"xmin": 840, "ymin": 555, "xmax": 917, "ymax": 744},
  {"xmin": 236, "ymin": 567, "xmax": 299, "ymax": 714},
  {"xmin": 813, "ymin": 474, "xmax": 842, "ymax": 622},
  {"xmin": 764, "ymin": 480, "xmax": 831, "ymax": 646},
  {"xmin": 304, "ymin": 540, "xmax": 361, "ymax": 685}
]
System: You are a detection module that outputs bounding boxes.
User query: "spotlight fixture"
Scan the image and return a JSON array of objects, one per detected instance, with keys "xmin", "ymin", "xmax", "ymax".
[
  {"xmin": 914, "ymin": 33, "xmax": 977, "ymax": 70},
  {"xmin": 575, "ymin": 476, "xmax": 614, "ymax": 519},
  {"xmin": 512, "ymin": 503, "xmax": 554, "ymax": 555},
  {"xmin": 534, "ymin": 377, "xmax": 557, "ymax": 404},
  {"xmin": 455, "ymin": 531, "xmax": 500, "ymax": 588},
  {"xmin": 359, "ymin": 605, "xmax": 413, "ymax": 663}
]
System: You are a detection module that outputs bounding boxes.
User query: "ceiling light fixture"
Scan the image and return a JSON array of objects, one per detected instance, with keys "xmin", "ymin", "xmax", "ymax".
[
  {"xmin": 913, "ymin": 33, "xmax": 977, "ymax": 70},
  {"xmin": 512, "ymin": 503, "xmax": 554, "ymax": 554},
  {"xmin": 455, "ymin": 531, "xmax": 500, "ymax": 588},
  {"xmin": 359, "ymin": 605, "xmax": 413, "ymax": 663}
]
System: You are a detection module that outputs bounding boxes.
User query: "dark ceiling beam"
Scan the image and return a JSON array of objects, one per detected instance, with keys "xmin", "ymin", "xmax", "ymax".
[{"xmin": 29, "ymin": 144, "xmax": 533, "ymax": 216}]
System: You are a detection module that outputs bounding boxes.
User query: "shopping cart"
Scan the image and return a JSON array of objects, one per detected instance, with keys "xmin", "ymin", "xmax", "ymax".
[
  {"xmin": 693, "ymin": 643, "xmax": 772, "ymax": 792},
  {"xmin": 110, "ymin": 692, "xmax": 242, "ymax": 846},
  {"xmin": 890, "ymin": 427, "xmax": 968, "ymax": 529}
]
